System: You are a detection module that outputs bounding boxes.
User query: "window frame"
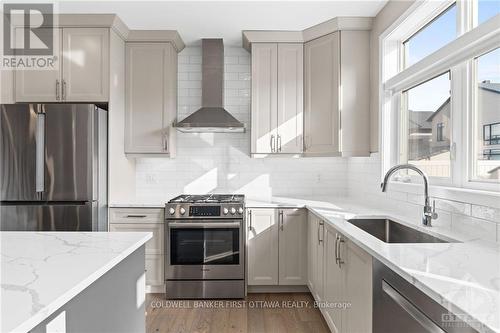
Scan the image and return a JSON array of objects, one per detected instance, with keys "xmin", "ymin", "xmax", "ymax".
[{"xmin": 379, "ymin": 0, "xmax": 500, "ymax": 194}]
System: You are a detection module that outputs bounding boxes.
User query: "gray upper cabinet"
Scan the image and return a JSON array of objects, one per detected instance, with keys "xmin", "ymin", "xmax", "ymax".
[
  {"xmin": 304, "ymin": 31, "xmax": 370, "ymax": 157},
  {"xmin": 15, "ymin": 28, "xmax": 109, "ymax": 102},
  {"xmin": 304, "ymin": 32, "xmax": 340, "ymax": 155},
  {"xmin": 125, "ymin": 42, "xmax": 177, "ymax": 157},
  {"xmin": 251, "ymin": 43, "xmax": 303, "ymax": 156}
]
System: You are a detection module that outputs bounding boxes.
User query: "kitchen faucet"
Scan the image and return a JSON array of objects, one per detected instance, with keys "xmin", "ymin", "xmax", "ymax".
[{"xmin": 381, "ymin": 164, "xmax": 438, "ymax": 227}]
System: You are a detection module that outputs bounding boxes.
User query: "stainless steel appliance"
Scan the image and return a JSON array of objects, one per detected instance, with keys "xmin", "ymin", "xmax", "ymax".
[
  {"xmin": 373, "ymin": 258, "xmax": 478, "ymax": 333},
  {"xmin": 0, "ymin": 103, "xmax": 108, "ymax": 231},
  {"xmin": 175, "ymin": 39, "xmax": 245, "ymax": 133},
  {"xmin": 165, "ymin": 194, "xmax": 245, "ymax": 299}
]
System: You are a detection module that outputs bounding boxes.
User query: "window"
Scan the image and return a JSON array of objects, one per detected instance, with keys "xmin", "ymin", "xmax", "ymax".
[
  {"xmin": 381, "ymin": 0, "xmax": 500, "ymax": 192},
  {"xmin": 484, "ymin": 123, "xmax": 500, "ymax": 145},
  {"xmin": 403, "ymin": 3, "xmax": 457, "ymax": 67},
  {"xmin": 437, "ymin": 123, "xmax": 445, "ymax": 142},
  {"xmin": 473, "ymin": 48, "xmax": 500, "ymax": 181},
  {"xmin": 477, "ymin": 0, "xmax": 500, "ymax": 25},
  {"xmin": 401, "ymin": 72, "xmax": 451, "ymax": 178}
]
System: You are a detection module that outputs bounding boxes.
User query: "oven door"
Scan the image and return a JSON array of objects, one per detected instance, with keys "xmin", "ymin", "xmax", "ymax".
[{"xmin": 166, "ymin": 220, "xmax": 244, "ymax": 280}]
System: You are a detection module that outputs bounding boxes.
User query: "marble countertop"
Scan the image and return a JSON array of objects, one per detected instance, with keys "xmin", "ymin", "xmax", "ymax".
[
  {"xmin": 249, "ymin": 197, "xmax": 500, "ymax": 333},
  {"xmin": 1, "ymin": 231, "xmax": 152, "ymax": 333},
  {"xmin": 109, "ymin": 203, "xmax": 165, "ymax": 208}
]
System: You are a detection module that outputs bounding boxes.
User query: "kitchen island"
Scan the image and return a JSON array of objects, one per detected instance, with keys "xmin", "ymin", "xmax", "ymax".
[{"xmin": 1, "ymin": 231, "xmax": 152, "ymax": 333}]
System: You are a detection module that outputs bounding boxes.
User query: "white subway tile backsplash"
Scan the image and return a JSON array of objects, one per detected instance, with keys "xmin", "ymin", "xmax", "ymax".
[{"xmin": 471, "ymin": 205, "xmax": 500, "ymax": 223}]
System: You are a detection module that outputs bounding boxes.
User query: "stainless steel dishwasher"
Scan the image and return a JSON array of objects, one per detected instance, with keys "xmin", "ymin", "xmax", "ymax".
[{"xmin": 373, "ymin": 259, "xmax": 479, "ymax": 333}]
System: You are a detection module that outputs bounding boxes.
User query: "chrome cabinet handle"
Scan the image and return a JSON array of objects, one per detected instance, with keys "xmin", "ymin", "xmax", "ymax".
[
  {"xmin": 62, "ymin": 79, "xmax": 66, "ymax": 100},
  {"xmin": 163, "ymin": 132, "xmax": 169, "ymax": 151},
  {"xmin": 382, "ymin": 281, "xmax": 446, "ymax": 333},
  {"xmin": 55, "ymin": 80, "xmax": 60, "ymax": 100},
  {"xmin": 248, "ymin": 210, "xmax": 252, "ymax": 231},
  {"xmin": 270, "ymin": 134, "xmax": 276, "ymax": 153},
  {"xmin": 337, "ymin": 235, "xmax": 345, "ymax": 268},
  {"xmin": 318, "ymin": 220, "xmax": 324, "ymax": 244},
  {"xmin": 279, "ymin": 210, "xmax": 284, "ymax": 231},
  {"xmin": 334, "ymin": 233, "xmax": 339, "ymax": 264},
  {"xmin": 277, "ymin": 135, "xmax": 282, "ymax": 152}
]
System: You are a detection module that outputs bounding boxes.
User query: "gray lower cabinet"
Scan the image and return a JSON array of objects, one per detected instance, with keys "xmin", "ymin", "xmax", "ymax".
[
  {"xmin": 308, "ymin": 213, "xmax": 372, "ymax": 333},
  {"xmin": 247, "ymin": 208, "xmax": 307, "ymax": 286},
  {"xmin": 109, "ymin": 208, "xmax": 165, "ymax": 290},
  {"xmin": 125, "ymin": 42, "xmax": 177, "ymax": 157}
]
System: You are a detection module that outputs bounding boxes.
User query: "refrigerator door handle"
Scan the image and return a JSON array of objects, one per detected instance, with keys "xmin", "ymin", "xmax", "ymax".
[{"xmin": 35, "ymin": 108, "xmax": 45, "ymax": 196}]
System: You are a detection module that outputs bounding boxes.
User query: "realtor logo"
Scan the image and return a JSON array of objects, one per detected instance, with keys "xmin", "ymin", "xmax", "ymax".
[{"xmin": 3, "ymin": 3, "xmax": 53, "ymax": 56}]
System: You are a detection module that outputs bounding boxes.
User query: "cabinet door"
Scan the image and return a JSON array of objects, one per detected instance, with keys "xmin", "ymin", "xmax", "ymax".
[
  {"xmin": 304, "ymin": 32, "xmax": 340, "ymax": 155},
  {"xmin": 339, "ymin": 31, "xmax": 370, "ymax": 157},
  {"xmin": 277, "ymin": 44, "xmax": 303, "ymax": 154},
  {"xmin": 125, "ymin": 43, "xmax": 175, "ymax": 154},
  {"xmin": 323, "ymin": 226, "xmax": 343, "ymax": 333},
  {"xmin": 247, "ymin": 208, "xmax": 278, "ymax": 285},
  {"xmin": 343, "ymin": 239, "xmax": 372, "ymax": 333},
  {"xmin": 308, "ymin": 213, "xmax": 325, "ymax": 301},
  {"xmin": 307, "ymin": 212, "xmax": 317, "ymax": 293},
  {"xmin": 15, "ymin": 28, "xmax": 62, "ymax": 102},
  {"xmin": 278, "ymin": 208, "xmax": 307, "ymax": 285},
  {"xmin": 62, "ymin": 28, "xmax": 109, "ymax": 102},
  {"xmin": 251, "ymin": 43, "xmax": 278, "ymax": 154},
  {"xmin": 109, "ymin": 223, "xmax": 164, "ymax": 255}
]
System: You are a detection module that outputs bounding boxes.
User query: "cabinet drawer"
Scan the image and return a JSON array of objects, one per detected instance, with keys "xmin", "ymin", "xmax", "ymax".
[
  {"xmin": 145, "ymin": 254, "xmax": 164, "ymax": 286},
  {"xmin": 109, "ymin": 223, "xmax": 164, "ymax": 255},
  {"xmin": 109, "ymin": 208, "xmax": 164, "ymax": 224}
]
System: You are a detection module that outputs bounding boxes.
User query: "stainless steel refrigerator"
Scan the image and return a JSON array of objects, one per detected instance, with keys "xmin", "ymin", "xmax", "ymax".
[{"xmin": 0, "ymin": 104, "xmax": 108, "ymax": 231}]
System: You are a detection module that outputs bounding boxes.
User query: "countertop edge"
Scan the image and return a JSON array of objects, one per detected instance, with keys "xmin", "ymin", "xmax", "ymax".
[{"xmin": 9, "ymin": 232, "xmax": 152, "ymax": 333}]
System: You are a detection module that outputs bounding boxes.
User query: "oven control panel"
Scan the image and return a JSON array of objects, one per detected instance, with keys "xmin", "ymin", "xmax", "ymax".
[
  {"xmin": 166, "ymin": 204, "xmax": 244, "ymax": 219},
  {"xmin": 189, "ymin": 206, "xmax": 220, "ymax": 217}
]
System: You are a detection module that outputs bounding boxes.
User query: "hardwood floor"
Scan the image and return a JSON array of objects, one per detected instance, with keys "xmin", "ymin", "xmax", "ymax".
[{"xmin": 146, "ymin": 293, "xmax": 330, "ymax": 333}]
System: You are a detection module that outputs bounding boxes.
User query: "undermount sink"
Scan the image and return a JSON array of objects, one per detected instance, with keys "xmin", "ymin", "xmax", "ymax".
[{"xmin": 347, "ymin": 218, "xmax": 454, "ymax": 244}]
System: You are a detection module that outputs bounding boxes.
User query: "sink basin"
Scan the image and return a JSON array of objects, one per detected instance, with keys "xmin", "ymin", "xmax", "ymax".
[{"xmin": 347, "ymin": 218, "xmax": 453, "ymax": 243}]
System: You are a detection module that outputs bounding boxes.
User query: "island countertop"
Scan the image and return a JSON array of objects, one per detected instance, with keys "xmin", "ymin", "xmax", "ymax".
[{"xmin": 0, "ymin": 231, "xmax": 152, "ymax": 333}]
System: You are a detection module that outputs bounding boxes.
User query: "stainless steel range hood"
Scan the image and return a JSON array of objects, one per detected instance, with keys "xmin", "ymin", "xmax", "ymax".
[{"xmin": 176, "ymin": 39, "xmax": 245, "ymax": 133}]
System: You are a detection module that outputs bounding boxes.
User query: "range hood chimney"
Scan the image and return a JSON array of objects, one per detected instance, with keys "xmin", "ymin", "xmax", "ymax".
[{"xmin": 176, "ymin": 39, "xmax": 245, "ymax": 133}]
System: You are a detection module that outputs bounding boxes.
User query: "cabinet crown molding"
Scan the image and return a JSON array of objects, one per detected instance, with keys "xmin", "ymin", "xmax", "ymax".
[
  {"xmin": 242, "ymin": 16, "xmax": 372, "ymax": 51},
  {"xmin": 6, "ymin": 13, "xmax": 185, "ymax": 52}
]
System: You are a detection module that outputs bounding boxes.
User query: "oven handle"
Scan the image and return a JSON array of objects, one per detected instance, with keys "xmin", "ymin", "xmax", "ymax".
[{"xmin": 168, "ymin": 222, "xmax": 241, "ymax": 229}]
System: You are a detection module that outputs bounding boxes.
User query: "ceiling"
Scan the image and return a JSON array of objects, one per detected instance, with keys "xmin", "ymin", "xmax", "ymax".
[{"xmin": 58, "ymin": 1, "xmax": 388, "ymax": 46}]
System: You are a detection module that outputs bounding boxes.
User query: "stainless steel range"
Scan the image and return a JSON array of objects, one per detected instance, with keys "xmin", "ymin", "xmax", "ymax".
[{"xmin": 165, "ymin": 194, "xmax": 245, "ymax": 299}]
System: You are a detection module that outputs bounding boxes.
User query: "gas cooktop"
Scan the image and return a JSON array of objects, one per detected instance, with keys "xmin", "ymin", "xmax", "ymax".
[{"xmin": 168, "ymin": 194, "xmax": 244, "ymax": 204}]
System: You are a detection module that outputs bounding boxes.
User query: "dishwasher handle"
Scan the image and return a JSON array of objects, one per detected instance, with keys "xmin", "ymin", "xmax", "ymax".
[{"xmin": 382, "ymin": 281, "xmax": 446, "ymax": 333}]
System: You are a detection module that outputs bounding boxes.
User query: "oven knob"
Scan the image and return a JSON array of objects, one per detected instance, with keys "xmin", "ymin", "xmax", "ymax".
[
  {"xmin": 169, "ymin": 207, "xmax": 175, "ymax": 215},
  {"xmin": 230, "ymin": 207, "xmax": 236, "ymax": 215},
  {"xmin": 223, "ymin": 208, "xmax": 229, "ymax": 215},
  {"xmin": 179, "ymin": 207, "xmax": 186, "ymax": 215},
  {"xmin": 238, "ymin": 207, "xmax": 243, "ymax": 214}
]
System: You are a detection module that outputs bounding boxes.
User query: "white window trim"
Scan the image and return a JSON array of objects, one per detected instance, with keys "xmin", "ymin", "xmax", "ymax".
[{"xmin": 379, "ymin": 1, "xmax": 500, "ymax": 197}]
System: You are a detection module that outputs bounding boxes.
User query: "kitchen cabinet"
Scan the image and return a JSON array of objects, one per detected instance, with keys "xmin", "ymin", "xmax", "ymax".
[
  {"xmin": 251, "ymin": 43, "xmax": 303, "ymax": 155},
  {"xmin": 278, "ymin": 208, "xmax": 307, "ymax": 285},
  {"xmin": 125, "ymin": 42, "xmax": 177, "ymax": 156},
  {"xmin": 247, "ymin": 208, "xmax": 279, "ymax": 285},
  {"xmin": 304, "ymin": 31, "xmax": 370, "ymax": 156},
  {"xmin": 307, "ymin": 211, "xmax": 325, "ymax": 301},
  {"xmin": 321, "ymin": 222, "xmax": 372, "ymax": 333},
  {"xmin": 15, "ymin": 28, "xmax": 109, "ymax": 102},
  {"xmin": 109, "ymin": 208, "xmax": 165, "ymax": 289},
  {"xmin": 247, "ymin": 208, "xmax": 307, "ymax": 286}
]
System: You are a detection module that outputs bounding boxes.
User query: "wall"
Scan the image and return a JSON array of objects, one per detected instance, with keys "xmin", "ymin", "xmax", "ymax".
[
  {"xmin": 133, "ymin": 46, "xmax": 347, "ymax": 203},
  {"xmin": 369, "ymin": 0, "xmax": 415, "ymax": 152}
]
